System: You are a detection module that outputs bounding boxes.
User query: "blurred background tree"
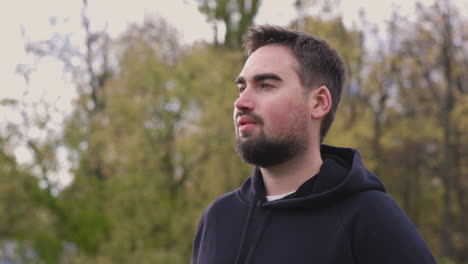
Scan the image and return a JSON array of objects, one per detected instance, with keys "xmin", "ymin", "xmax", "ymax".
[{"xmin": 1, "ymin": 0, "xmax": 467, "ymax": 263}]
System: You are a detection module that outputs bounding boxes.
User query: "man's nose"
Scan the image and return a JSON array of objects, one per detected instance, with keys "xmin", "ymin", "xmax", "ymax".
[{"xmin": 234, "ymin": 89, "xmax": 254, "ymax": 112}]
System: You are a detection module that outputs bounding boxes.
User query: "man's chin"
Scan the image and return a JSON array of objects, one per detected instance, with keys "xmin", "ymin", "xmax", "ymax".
[
  {"xmin": 235, "ymin": 132, "xmax": 309, "ymax": 168},
  {"xmin": 237, "ymin": 130, "xmax": 257, "ymax": 139}
]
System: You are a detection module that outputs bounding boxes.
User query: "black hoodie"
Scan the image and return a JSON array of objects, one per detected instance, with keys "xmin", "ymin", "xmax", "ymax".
[{"xmin": 192, "ymin": 145, "xmax": 436, "ymax": 264}]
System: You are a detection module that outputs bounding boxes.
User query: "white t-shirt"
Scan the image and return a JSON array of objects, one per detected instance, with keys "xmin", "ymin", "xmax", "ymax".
[{"xmin": 266, "ymin": 191, "xmax": 296, "ymax": 202}]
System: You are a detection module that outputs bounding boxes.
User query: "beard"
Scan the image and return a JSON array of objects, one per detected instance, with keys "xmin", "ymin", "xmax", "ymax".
[{"xmin": 235, "ymin": 130, "xmax": 308, "ymax": 168}]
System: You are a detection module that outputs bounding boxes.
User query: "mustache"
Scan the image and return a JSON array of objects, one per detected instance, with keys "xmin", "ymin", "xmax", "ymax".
[{"xmin": 236, "ymin": 111, "xmax": 264, "ymax": 125}]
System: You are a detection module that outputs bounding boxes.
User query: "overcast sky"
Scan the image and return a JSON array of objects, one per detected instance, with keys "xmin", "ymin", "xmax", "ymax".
[{"xmin": 3, "ymin": 0, "xmax": 459, "ymax": 107}]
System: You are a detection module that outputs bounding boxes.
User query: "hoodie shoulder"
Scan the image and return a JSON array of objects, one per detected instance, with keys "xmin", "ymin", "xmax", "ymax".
[
  {"xmin": 192, "ymin": 189, "xmax": 243, "ymax": 264},
  {"xmin": 204, "ymin": 190, "xmax": 241, "ymax": 215}
]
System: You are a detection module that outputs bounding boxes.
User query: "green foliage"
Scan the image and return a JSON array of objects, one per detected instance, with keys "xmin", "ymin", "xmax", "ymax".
[
  {"xmin": 0, "ymin": 136, "xmax": 63, "ymax": 263},
  {"xmin": 34, "ymin": 232, "xmax": 62, "ymax": 264}
]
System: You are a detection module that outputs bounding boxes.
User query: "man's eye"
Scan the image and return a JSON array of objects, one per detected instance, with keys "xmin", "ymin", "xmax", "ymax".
[
  {"xmin": 260, "ymin": 83, "xmax": 272, "ymax": 88},
  {"xmin": 238, "ymin": 87, "xmax": 246, "ymax": 93}
]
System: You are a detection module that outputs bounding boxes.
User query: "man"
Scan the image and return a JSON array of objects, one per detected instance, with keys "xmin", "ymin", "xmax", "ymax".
[{"xmin": 192, "ymin": 25, "xmax": 435, "ymax": 264}]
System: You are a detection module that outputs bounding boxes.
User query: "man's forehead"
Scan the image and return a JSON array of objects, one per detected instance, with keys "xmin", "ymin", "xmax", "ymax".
[{"xmin": 238, "ymin": 45, "xmax": 299, "ymax": 81}]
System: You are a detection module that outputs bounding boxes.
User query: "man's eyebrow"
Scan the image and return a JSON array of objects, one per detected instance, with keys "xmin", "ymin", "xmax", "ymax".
[
  {"xmin": 253, "ymin": 73, "xmax": 282, "ymax": 82},
  {"xmin": 236, "ymin": 73, "xmax": 282, "ymax": 84},
  {"xmin": 236, "ymin": 76, "xmax": 245, "ymax": 84}
]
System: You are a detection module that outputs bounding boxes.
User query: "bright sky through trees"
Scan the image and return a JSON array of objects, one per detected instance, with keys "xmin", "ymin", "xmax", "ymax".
[{"xmin": 0, "ymin": 0, "xmax": 466, "ymax": 175}]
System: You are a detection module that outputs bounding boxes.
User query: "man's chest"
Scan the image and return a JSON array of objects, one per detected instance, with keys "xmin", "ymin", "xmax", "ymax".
[{"xmin": 197, "ymin": 210, "xmax": 354, "ymax": 264}]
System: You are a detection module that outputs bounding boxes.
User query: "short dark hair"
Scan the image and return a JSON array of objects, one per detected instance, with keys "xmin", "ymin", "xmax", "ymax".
[{"xmin": 243, "ymin": 25, "xmax": 346, "ymax": 142}]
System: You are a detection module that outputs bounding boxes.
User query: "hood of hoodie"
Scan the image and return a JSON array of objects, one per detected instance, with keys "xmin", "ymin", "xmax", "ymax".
[{"xmin": 236, "ymin": 144, "xmax": 386, "ymax": 209}]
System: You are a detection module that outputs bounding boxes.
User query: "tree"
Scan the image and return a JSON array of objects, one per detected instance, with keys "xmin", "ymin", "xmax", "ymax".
[
  {"xmin": 400, "ymin": 1, "xmax": 467, "ymax": 260},
  {"xmin": 196, "ymin": 0, "xmax": 261, "ymax": 48},
  {"xmin": 0, "ymin": 122, "xmax": 62, "ymax": 263}
]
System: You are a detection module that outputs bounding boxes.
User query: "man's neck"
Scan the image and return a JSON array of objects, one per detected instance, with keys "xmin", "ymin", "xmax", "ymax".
[{"xmin": 260, "ymin": 146, "xmax": 323, "ymax": 196}]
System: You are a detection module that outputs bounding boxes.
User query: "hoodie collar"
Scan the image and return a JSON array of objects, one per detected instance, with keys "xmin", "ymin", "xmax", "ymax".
[{"xmin": 236, "ymin": 145, "xmax": 386, "ymax": 209}]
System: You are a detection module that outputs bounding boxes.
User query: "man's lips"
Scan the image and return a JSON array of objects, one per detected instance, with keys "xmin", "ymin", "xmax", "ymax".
[{"xmin": 237, "ymin": 116, "xmax": 258, "ymax": 132}]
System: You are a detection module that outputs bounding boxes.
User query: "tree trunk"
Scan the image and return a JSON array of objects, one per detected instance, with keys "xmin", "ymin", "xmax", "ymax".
[{"xmin": 440, "ymin": 1, "xmax": 455, "ymax": 257}]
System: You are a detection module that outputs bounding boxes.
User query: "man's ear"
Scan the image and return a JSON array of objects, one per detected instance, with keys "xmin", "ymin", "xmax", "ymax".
[{"xmin": 309, "ymin": 86, "xmax": 332, "ymax": 120}]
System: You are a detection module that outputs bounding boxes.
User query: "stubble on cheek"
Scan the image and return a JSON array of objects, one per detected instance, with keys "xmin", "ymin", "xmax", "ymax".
[{"xmin": 268, "ymin": 99, "xmax": 310, "ymax": 140}]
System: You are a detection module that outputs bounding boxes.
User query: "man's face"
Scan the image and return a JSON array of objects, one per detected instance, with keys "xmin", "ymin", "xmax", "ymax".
[{"xmin": 234, "ymin": 44, "xmax": 312, "ymax": 167}]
